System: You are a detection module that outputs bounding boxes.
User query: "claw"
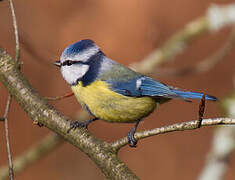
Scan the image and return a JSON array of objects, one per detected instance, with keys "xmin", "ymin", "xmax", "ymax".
[
  {"xmin": 67, "ymin": 117, "xmax": 98, "ymax": 133},
  {"xmin": 127, "ymin": 119, "xmax": 141, "ymax": 148},
  {"xmin": 128, "ymin": 131, "xmax": 137, "ymax": 147},
  {"xmin": 67, "ymin": 121, "xmax": 87, "ymax": 133}
]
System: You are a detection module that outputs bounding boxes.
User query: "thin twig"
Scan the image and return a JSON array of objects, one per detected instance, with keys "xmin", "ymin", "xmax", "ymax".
[
  {"xmin": 45, "ymin": 92, "xmax": 74, "ymax": 101},
  {"xmin": 0, "ymin": 134, "xmax": 63, "ymax": 180},
  {"xmin": 3, "ymin": 1, "xmax": 21, "ymax": 179},
  {"xmin": 3, "ymin": 95, "xmax": 14, "ymax": 180},
  {"xmin": 8, "ymin": 0, "xmax": 20, "ymax": 62},
  {"xmin": 0, "ymin": 109, "xmax": 85, "ymax": 178},
  {"xmin": 111, "ymin": 118, "xmax": 235, "ymax": 151}
]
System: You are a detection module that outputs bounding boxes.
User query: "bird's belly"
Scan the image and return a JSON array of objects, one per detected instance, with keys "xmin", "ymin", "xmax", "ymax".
[{"xmin": 71, "ymin": 81, "xmax": 156, "ymax": 123}]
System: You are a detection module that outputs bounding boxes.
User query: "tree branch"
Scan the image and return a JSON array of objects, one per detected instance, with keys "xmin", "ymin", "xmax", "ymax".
[
  {"xmin": 1, "ymin": 3, "xmax": 235, "ymax": 179},
  {"xmin": 111, "ymin": 118, "xmax": 235, "ymax": 151},
  {"xmin": 0, "ymin": 110, "xmax": 91, "ymax": 179},
  {"xmin": 0, "ymin": 48, "xmax": 138, "ymax": 180}
]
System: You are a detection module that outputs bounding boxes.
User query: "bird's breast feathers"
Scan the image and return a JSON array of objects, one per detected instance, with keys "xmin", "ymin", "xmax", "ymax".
[{"xmin": 71, "ymin": 80, "xmax": 156, "ymax": 123}]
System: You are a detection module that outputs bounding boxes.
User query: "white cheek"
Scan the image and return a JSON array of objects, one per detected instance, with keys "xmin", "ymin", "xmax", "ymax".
[{"xmin": 61, "ymin": 64, "xmax": 89, "ymax": 85}]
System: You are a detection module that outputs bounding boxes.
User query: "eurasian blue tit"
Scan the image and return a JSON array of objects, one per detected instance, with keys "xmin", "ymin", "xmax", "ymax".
[{"xmin": 54, "ymin": 39, "xmax": 217, "ymax": 147}]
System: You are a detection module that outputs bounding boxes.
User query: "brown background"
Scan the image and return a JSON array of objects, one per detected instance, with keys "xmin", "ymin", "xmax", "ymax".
[{"xmin": 0, "ymin": 0, "xmax": 235, "ymax": 179}]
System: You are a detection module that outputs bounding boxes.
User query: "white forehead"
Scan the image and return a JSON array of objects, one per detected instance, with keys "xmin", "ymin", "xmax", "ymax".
[{"xmin": 60, "ymin": 45, "xmax": 99, "ymax": 63}]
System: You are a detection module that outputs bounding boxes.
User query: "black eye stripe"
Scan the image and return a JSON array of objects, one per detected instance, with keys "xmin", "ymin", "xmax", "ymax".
[
  {"xmin": 62, "ymin": 60, "xmax": 88, "ymax": 66},
  {"xmin": 62, "ymin": 60, "xmax": 73, "ymax": 66}
]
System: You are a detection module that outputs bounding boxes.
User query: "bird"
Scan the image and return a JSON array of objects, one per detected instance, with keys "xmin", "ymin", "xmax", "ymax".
[{"xmin": 54, "ymin": 39, "xmax": 217, "ymax": 147}]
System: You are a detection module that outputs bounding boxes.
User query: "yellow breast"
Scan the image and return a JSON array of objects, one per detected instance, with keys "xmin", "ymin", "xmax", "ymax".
[{"xmin": 71, "ymin": 80, "xmax": 156, "ymax": 123}]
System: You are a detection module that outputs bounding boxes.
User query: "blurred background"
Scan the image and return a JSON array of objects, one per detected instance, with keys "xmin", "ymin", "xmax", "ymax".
[{"xmin": 0, "ymin": 0, "xmax": 235, "ymax": 179}]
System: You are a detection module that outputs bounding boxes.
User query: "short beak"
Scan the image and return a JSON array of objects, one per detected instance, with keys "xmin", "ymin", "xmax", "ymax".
[{"xmin": 54, "ymin": 61, "xmax": 61, "ymax": 67}]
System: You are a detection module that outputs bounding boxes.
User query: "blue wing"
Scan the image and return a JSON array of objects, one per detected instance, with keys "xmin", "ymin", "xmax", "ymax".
[
  {"xmin": 107, "ymin": 76, "xmax": 217, "ymax": 101},
  {"xmin": 108, "ymin": 76, "xmax": 179, "ymax": 98}
]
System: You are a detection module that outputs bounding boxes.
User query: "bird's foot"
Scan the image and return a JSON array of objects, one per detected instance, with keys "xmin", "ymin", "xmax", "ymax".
[
  {"xmin": 67, "ymin": 117, "xmax": 98, "ymax": 133},
  {"xmin": 67, "ymin": 121, "xmax": 88, "ymax": 133},
  {"xmin": 128, "ymin": 130, "xmax": 138, "ymax": 148},
  {"xmin": 127, "ymin": 119, "xmax": 141, "ymax": 147}
]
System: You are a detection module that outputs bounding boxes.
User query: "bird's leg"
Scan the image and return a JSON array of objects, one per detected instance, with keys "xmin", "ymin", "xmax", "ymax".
[
  {"xmin": 128, "ymin": 119, "xmax": 141, "ymax": 147},
  {"xmin": 67, "ymin": 117, "xmax": 98, "ymax": 133}
]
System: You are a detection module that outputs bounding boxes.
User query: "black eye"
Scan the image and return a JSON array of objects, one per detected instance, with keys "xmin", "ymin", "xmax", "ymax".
[
  {"xmin": 63, "ymin": 60, "xmax": 73, "ymax": 66},
  {"xmin": 67, "ymin": 60, "xmax": 73, "ymax": 66}
]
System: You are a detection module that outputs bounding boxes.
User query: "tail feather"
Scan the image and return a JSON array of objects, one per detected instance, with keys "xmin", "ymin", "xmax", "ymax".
[{"xmin": 171, "ymin": 89, "xmax": 217, "ymax": 101}]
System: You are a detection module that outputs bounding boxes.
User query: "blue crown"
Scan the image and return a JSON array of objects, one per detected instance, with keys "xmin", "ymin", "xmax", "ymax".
[{"xmin": 63, "ymin": 39, "xmax": 95, "ymax": 56}]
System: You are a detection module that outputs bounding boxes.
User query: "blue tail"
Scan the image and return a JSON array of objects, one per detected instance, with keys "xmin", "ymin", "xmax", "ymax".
[{"xmin": 171, "ymin": 89, "xmax": 217, "ymax": 101}]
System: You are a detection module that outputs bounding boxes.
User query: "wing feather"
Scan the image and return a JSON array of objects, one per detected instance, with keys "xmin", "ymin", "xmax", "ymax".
[{"xmin": 108, "ymin": 76, "xmax": 179, "ymax": 98}]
